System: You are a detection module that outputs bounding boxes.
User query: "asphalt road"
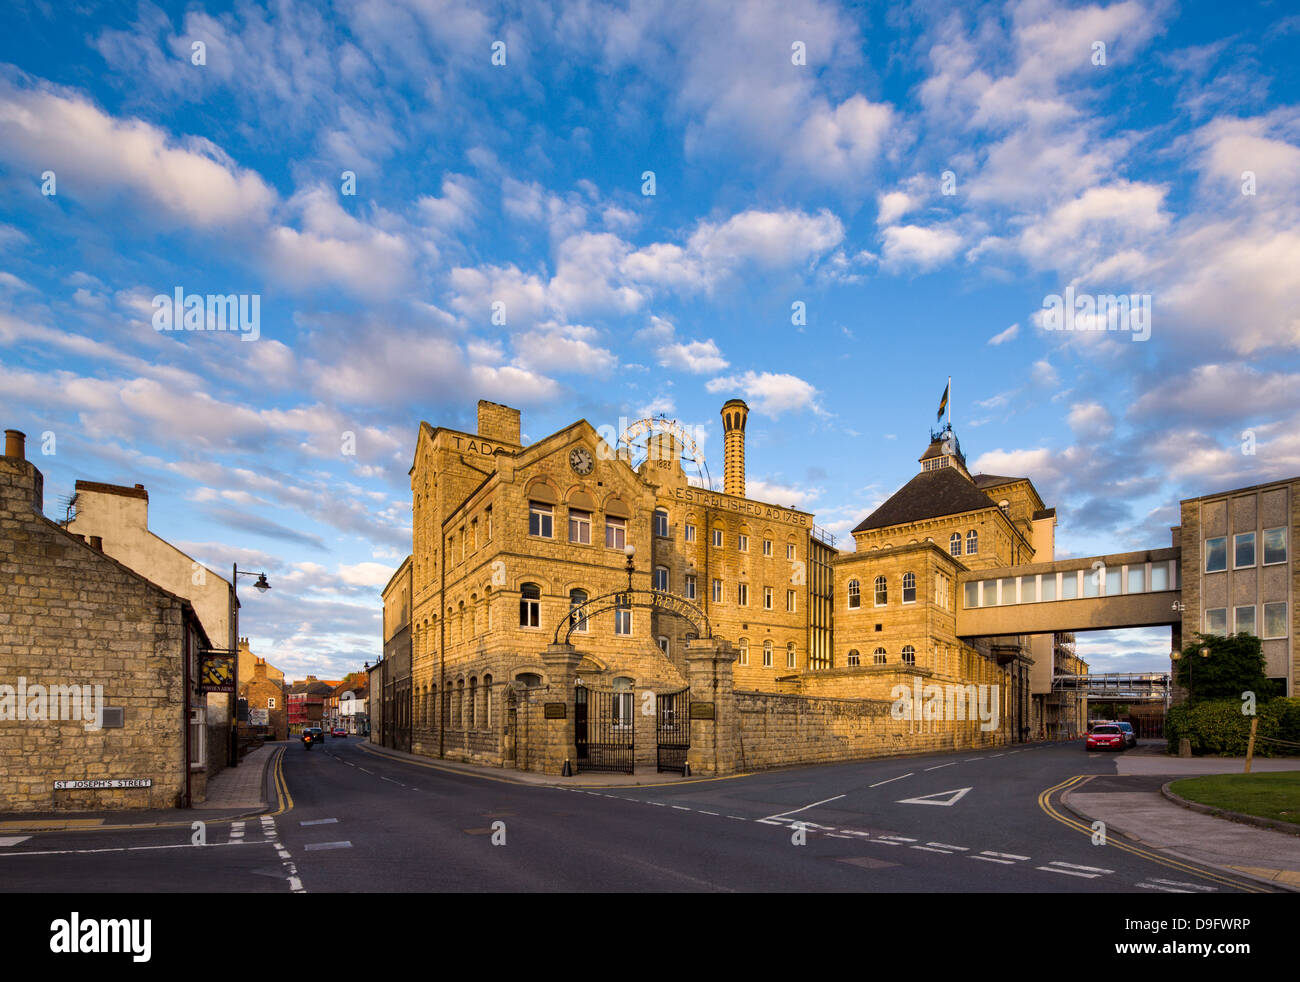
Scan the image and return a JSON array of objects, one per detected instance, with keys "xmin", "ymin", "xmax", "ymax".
[{"xmin": 0, "ymin": 739, "xmax": 1276, "ymax": 893}]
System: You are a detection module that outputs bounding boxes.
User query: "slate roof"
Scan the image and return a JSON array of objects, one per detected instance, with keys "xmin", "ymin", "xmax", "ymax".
[
  {"xmin": 971, "ymin": 473, "xmax": 1024, "ymax": 489},
  {"xmin": 852, "ymin": 466, "xmax": 998, "ymax": 533}
]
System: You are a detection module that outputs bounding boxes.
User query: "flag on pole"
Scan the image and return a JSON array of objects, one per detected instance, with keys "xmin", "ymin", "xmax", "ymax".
[{"xmin": 936, "ymin": 381, "xmax": 949, "ymax": 422}]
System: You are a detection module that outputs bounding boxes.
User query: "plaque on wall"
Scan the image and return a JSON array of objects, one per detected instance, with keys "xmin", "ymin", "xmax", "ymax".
[
  {"xmin": 544, "ymin": 702, "xmax": 567, "ymax": 719},
  {"xmin": 689, "ymin": 702, "xmax": 715, "ymax": 720}
]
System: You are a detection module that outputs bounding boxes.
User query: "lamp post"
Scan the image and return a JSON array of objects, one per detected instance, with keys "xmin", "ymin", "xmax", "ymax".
[
  {"xmin": 231, "ymin": 564, "xmax": 271, "ymax": 766},
  {"xmin": 624, "ymin": 544, "xmax": 636, "ymax": 591},
  {"xmin": 1172, "ymin": 644, "xmax": 1212, "ymax": 707}
]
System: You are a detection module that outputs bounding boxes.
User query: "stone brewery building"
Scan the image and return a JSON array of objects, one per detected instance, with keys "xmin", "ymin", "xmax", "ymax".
[
  {"xmin": 375, "ymin": 399, "xmax": 1073, "ymax": 776},
  {"xmin": 1, "ymin": 430, "xmax": 213, "ymax": 811}
]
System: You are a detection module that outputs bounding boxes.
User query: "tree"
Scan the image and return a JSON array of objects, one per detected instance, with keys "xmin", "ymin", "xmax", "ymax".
[{"xmin": 1173, "ymin": 633, "xmax": 1279, "ymax": 703}]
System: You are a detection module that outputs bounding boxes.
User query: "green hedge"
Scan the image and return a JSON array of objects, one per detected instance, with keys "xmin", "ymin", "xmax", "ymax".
[{"xmin": 1165, "ymin": 697, "xmax": 1300, "ymax": 757}]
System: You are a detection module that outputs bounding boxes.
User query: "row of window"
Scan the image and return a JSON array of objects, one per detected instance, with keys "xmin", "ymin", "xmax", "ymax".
[
  {"xmin": 1204, "ymin": 529, "xmax": 1287, "ymax": 573},
  {"xmin": 520, "ymin": 584, "xmax": 633, "ymax": 635},
  {"xmin": 964, "ymin": 561, "xmax": 1178, "ymax": 608},
  {"xmin": 531, "ymin": 502, "xmax": 802, "ymax": 559},
  {"xmin": 845, "ymin": 646, "xmax": 916, "ymax": 666},
  {"xmin": 446, "ymin": 507, "xmax": 494, "ymax": 565},
  {"xmin": 948, "ymin": 531, "xmax": 979, "ymax": 556},
  {"xmin": 1205, "ymin": 602, "xmax": 1289, "ymax": 639},
  {"xmin": 847, "ymin": 574, "xmax": 916, "ymax": 608},
  {"xmin": 415, "ymin": 674, "xmax": 495, "ymax": 731},
  {"xmin": 737, "ymin": 639, "xmax": 798, "ymax": 669}
]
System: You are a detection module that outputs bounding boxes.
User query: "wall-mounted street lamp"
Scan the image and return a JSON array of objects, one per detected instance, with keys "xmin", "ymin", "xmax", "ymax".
[
  {"xmin": 624, "ymin": 544, "xmax": 636, "ymax": 592},
  {"xmin": 230, "ymin": 564, "xmax": 272, "ymax": 766}
]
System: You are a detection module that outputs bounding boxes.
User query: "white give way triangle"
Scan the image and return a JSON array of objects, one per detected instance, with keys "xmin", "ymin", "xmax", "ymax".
[{"xmin": 896, "ymin": 787, "xmax": 972, "ymax": 807}]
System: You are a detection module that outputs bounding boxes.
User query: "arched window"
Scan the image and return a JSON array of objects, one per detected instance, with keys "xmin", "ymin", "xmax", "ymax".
[
  {"xmin": 902, "ymin": 572, "xmax": 916, "ymax": 604},
  {"xmin": 653, "ymin": 565, "xmax": 669, "ymax": 591},
  {"xmin": 469, "ymin": 677, "xmax": 477, "ymax": 728},
  {"xmin": 902, "ymin": 645, "xmax": 916, "ymax": 665},
  {"xmin": 520, "ymin": 583, "xmax": 541, "ymax": 627},
  {"xmin": 874, "ymin": 576, "xmax": 888, "ymax": 606},
  {"xmin": 786, "ymin": 642, "xmax": 796, "ymax": 669},
  {"xmin": 999, "ymin": 500, "xmax": 1010, "ymax": 516},
  {"xmin": 516, "ymin": 672, "xmax": 542, "ymax": 688},
  {"xmin": 966, "ymin": 529, "xmax": 978, "ymax": 554},
  {"xmin": 873, "ymin": 647, "xmax": 887, "ymax": 665},
  {"xmin": 612, "ymin": 677, "xmax": 634, "ymax": 728},
  {"xmin": 654, "ymin": 508, "xmax": 670, "ymax": 537},
  {"xmin": 429, "ymin": 683, "xmax": 437, "ymax": 726},
  {"xmin": 847, "ymin": 648, "xmax": 860, "ymax": 667},
  {"xmin": 763, "ymin": 640, "xmax": 773, "ymax": 667},
  {"xmin": 483, "ymin": 674, "xmax": 493, "ymax": 728},
  {"xmin": 739, "ymin": 638, "xmax": 749, "ymax": 666},
  {"xmin": 950, "ymin": 533, "xmax": 961, "ymax": 556},
  {"xmin": 456, "ymin": 679, "xmax": 465, "ymax": 728},
  {"xmin": 569, "ymin": 588, "xmax": 588, "ymax": 633},
  {"xmin": 847, "ymin": 579, "xmax": 861, "ymax": 609}
]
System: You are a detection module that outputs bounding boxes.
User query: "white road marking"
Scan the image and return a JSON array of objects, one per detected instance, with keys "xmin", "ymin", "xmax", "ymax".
[
  {"xmin": 867, "ymin": 838, "xmax": 902, "ymax": 846},
  {"xmin": 303, "ymin": 841, "xmax": 352, "ymax": 851},
  {"xmin": 989, "ymin": 753, "xmax": 1005, "ymax": 758},
  {"xmin": 879, "ymin": 835, "xmax": 917, "ymax": 842},
  {"xmin": 924, "ymin": 762, "xmax": 956, "ymax": 771},
  {"xmin": 380, "ymin": 776, "xmax": 404, "ymax": 786},
  {"xmin": 648, "ymin": 802, "xmax": 666, "ymax": 807},
  {"xmin": 869, "ymin": 773, "xmax": 913, "ymax": 788},
  {"xmin": 289, "ymin": 877, "xmax": 304, "ymax": 892},
  {"xmin": 727, "ymin": 816, "xmax": 747, "ymax": 821},
  {"xmin": 965, "ymin": 757, "xmax": 985, "ymax": 761},
  {"xmin": 761, "ymin": 793, "xmax": 847, "ymax": 824},
  {"xmin": 971, "ymin": 855, "xmax": 1015, "ymax": 864},
  {"xmin": 356, "ymin": 767, "xmax": 373, "ymax": 775},
  {"xmin": 1037, "ymin": 865, "xmax": 1099, "ymax": 878},
  {"xmin": 896, "ymin": 787, "xmax": 972, "ymax": 807},
  {"xmin": 671, "ymin": 805, "xmax": 691, "ymax": 811},
  {"xmin": 699, "ymin": 811, "xmax": 719, "ymax": 816},
  {"xmin": 300, "ymin": 818, "xmax": 339, "ymax": 826},
  {"xmin": 1048, "ymin": 861, "xmax": 1114, "ymax": 874},
  {"xmin": 1136, "ymin": 882, "xmax": 1191, "ymax": 893},
  {"xmin": 927, "ymin": 842, "xmax": 969, "ymax": 851},
  {"xmin": 1148, "ymin": 878, "xmax": 1216, "ymax": 892},
  {"xmin": 0, "ymin": 841, "xmax": 276, "ymax": 858},
  {"xmin": 0, "ymin": 837, "xmax": 32, "ymax": 847},
  {"xmin": 911, "ymin": 846, "xmax": 955, "ymax": 854}
]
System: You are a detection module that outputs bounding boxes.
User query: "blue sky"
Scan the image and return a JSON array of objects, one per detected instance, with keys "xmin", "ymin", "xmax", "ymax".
[{"xmin": 2, "ymin": 0, "xmax": 1298, "ymax": 681}]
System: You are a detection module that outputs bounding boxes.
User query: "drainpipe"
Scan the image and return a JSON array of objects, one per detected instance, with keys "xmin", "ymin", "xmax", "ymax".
[{"xmin": 182, "ymin": 612, "xmax": 192, "ymax": 808}]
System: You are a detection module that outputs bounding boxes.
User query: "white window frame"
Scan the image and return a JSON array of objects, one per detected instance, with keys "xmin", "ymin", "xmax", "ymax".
[
  {"xmin": 1234, "ymin": 605, "xmax": 1256, "ymax": 636},
  {"xmin": 605, "ymin": 516, "xmax": 626, "ymax": 550},
  {"xmin": 949, "ymin": 533, "xmax": 961, "ymax": 557},
  {"xmin": 1233, "ymin": 531, "xmax": 1256, "ymax": 569},
  {"xmin": 529, "ymin": 502, "xmax": 554, "ymax": 539},
  {"xmin": 569, "ymin": 509, "xmax": 591, "ymax": 545},
  {"xmin": 874, "ymin": 576, "xmax": 888, "ymax": 607},
  {"xmin": 763, "ymin": 539, "xmax": 772, "ymax": 557},
  {"xmin": 902, "ymin": 571, "xmax": 916, "ymax": 604},
  {"xmin": 738, "ymin": 534, "xmax": 749, "ymax": 553},
  {"xmin": 901, "ymin": 645, "xmax": 916, "ymax": 666},
  {"xmin": 614, "ymin": 606, "xmax": 632, "ymax": 636},
  {"xmin": 1204, "ymin": 536, "xmax": 1227, "ymax": 573},
  {"xmin": 739, "ymin": 641, "xmax": 749, "ymax": 666},
  {"xmin": 966, "ymin": 529, "xmax": 978, "ymax": 555},
  {"xmin": 738, "ymin": 583, "xmax": 749, "ymax": 607},
  {"xmin": 787, "ymin": 543, "xmax": 796, "ymax": 560},
  {"xmin": 786, "ymin": 643, "xmax": 796, "ymax": 669},
  {"xmin": 712, "ymin": 578, "xmax": 723, "ymax": 603},
  {"xmin": 684, "ymin": 523, "xmax": 697, "ymax": 543},
  {"xmin": 653, "ymin": 566, "xmax": 669, "ymax": 591},
  {"xmin": 520, "ymin": 585, "xmax": 541, "ymax": 628},
  {"xmin": 1263, "ymin": 602, "xmax": 1288, "ymax": 640},
  {"xmin": 786, "ymin": 589, "xmax": 796, "ymax": 612},
  {"xmin": 764, "ymin": 586, "xmax": 773, "ymax": 610},
  {"xmin": 685, "ymin": 574, "xmax": 697, "ymax": 600},
  {"xmin": 762, "ymin": 641, "xmax": 773, "ymax": 668},
  {"xmin": 713, "ymin": 528, "xmax": 724, "ymax": 548},
  {"xmin": 847, "ymin": 579, "xmax": 861, "ymax": 609},
  {"xmin": 189, "ymin": 706, "xmax": 206, "ymax": 770},
  {"xmin": 654, "ymin": 508, "xmax": 670, "ymax": 538},
  {"xmin": 1263, "ymin": 526, "xmax": 1287, "ymax": 566},
  {"xmin": 1204, "ymin": 607, "xmax": 1228, "ymax": 636}
]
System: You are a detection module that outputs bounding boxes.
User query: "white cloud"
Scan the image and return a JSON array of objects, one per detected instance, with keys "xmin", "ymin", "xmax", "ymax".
[
  {"xmin": 880, "ymin": 223, "xmax": 963, "ymax": 270},
  {"xmin": 657, "ymin": 339, "xmax": 729, "ymax": 374},
  {"xmin": 987, "ymin": 323, "xmax": 1019, "ymax": 345},
  {"xmin": 707, "ymin": 371, "xmax": 821, "ymax": 416}
]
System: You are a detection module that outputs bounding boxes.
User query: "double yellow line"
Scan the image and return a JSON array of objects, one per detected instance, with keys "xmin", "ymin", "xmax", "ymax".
[
  {"xmin": 1038, "ymin": 775, "xmax": 1270, "ymax": 893},
  {"xmin": 270, "ymin": 746, "xmax": 294, "ymax": 815}
]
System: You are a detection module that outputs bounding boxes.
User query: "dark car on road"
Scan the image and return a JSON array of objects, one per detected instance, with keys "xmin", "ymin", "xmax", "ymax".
[
  {"xmin": 302, "ymin": 727, "xmax": 323, "ymax": 746},
  {"xmin": 1114, "ymin": 721, "xmax": 1137, "ymax": 748}
]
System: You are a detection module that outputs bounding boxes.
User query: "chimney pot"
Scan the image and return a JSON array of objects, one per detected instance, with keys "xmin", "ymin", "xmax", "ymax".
[
  {"xmin": 4, "ymin": 429, "xmax": 25, "ymax": 460},
  {"xmin": 89, "ymin": 536, "xmax": 103, "ymax": 551}
]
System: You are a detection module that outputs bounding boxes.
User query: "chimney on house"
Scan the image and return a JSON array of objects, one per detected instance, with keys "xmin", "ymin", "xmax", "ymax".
[
  {"xmin": 477, "ymin": 400, "xmax": 521, "ymax": 446},
  {"xmin": 5, "ymin": 429, "xmax": 25, "ymax": 459},
  {"xmin": 721, "ymin": 399, "xmax": 749, "ymax": 497}
]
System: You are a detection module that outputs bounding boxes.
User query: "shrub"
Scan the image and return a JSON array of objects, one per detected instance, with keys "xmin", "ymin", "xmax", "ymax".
[{"xmin": 1165, "ymin": 697, "xmax": 1300, "ymax": 756}]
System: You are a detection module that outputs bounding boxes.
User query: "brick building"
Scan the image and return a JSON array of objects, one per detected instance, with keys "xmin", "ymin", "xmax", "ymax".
[
  {"xmin": 1, "ymin": 429, "xmax": 213, "ymax": 810},
  {"xmin": 239, "ymin": 655, "xmax": 288, "ymax": 741}
]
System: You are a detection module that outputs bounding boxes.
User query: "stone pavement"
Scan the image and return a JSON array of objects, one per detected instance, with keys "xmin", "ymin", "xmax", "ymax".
[
  {"xmin": 194, "ymin": 742, "xmax": 279, "ymax": 809},
  {"xmin": 1063, "ymin": 756, "xmax": 1300, "ymax": 893}
]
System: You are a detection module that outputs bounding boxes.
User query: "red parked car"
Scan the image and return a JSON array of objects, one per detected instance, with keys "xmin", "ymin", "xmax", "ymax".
[{"xmin": 1086, "ymin": 724, "xmax": 1126, "ymax": 751}]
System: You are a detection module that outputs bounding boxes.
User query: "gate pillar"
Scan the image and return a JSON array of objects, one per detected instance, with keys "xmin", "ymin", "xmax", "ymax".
[
  {"xmin": 684, "ymin": 638, "xmax": 738, "ymax": 776},
  {"xmin": 542, "ymin": 643, "xmax": 584, "ymax": 774}
]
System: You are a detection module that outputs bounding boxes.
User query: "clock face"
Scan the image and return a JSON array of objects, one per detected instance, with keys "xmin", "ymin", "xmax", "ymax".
[{"xmin": 569, "ymin": 446, "xmax": 594, "ymax": 475}]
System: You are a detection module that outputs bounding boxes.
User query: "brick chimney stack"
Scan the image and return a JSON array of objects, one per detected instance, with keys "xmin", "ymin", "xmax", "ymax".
[{"xmin": 721, "ymin": 400, "xmax": 749, "ymax": 497}]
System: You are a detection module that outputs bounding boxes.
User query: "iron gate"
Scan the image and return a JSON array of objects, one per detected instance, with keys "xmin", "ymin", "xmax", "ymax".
[
  {"xmin": 574, "ymin": 684, "xmax": 634, "ymax": 774},
  {"xmin": 656, "ymin": 687, "xmax": 691, "ymax": 774}
]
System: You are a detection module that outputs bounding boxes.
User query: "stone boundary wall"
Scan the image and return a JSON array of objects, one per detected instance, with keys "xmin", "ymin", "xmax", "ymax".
[{"xmin": 734, "ymin": 689, "xmax": 1005, "ymax": 770}]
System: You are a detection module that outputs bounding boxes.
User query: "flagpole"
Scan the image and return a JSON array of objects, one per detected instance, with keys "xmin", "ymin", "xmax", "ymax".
[{"xmin": 947, "ymin": 375, "xmax": 952, "ymax": 428}]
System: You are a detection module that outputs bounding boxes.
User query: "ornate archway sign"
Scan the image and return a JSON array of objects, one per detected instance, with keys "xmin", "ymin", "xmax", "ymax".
[{"xmin": 553, "ymin": 589, "xmax": 712, "ymax": 645}]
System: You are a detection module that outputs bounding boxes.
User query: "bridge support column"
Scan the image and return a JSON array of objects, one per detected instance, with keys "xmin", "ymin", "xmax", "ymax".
[{"xmin": 684, "ymin": 638, "xmax": 738, "ymax": 776}]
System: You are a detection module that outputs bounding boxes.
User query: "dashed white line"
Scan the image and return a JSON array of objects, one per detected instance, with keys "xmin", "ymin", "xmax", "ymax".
[
  {"xmin": 924, "ymin": 762, "xmax": 956, "ymax": 771},
  {"xmin": 869, "ymin": 773, "xmax": 914, "ymax": 788},
  {"xmin": 300, "ymin": 818, "xmax": 339, "ymax": 826},
  {"xmin": 926, "ymin": 842, "xmax": 969, "ymax": 851},
  {"xmin": 971, "ymin": 855, "xmax": 1015, "ymax": 864},
  {"xmin": 1048, "ymin": 861, "xmax": 1114, "ymax": 874},
  {"xmin": 699, "ymin": 810, "xmax": 719, "ymax": 816},
  {"xmin": 1148, "ymin": 878, "xmax": 1215, "ymax": 892},
  {"xmin": 671, "ymin": 805, "xmax": 691, "ymax": 811},
  {"xmin": 304, "ymin": 841, "xmax": 352, "ymax": 852},
  {"xmin": 911, "ymin": 846, "xmax": 955, "ymax": 854},
  {"xmin": 762, "ymin": 793, "xmax": 847, "ymax": 823},
  {"xmin": 1037, "ymin": 865, "xmax": 1100, "ymax": 878},
  {"xmin": 1137, "ymin": 882, "xmax": 1192, "ymax": 893},
  {"xmin": 982, "ymin": 851, "xmax": 1030, "ymax": 860}
]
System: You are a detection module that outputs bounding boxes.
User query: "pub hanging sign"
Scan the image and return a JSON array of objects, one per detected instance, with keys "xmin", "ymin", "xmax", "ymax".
[{"xmin": 199, "ymin": 650, "xmax": 236, "ymax": 694}]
